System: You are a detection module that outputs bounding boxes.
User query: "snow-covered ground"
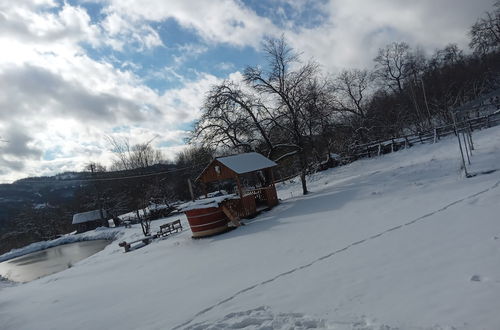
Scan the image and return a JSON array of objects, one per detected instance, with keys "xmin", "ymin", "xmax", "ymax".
[{"xmin": 1, "ymin": 127, "xmax": 500, "ymax": 329}]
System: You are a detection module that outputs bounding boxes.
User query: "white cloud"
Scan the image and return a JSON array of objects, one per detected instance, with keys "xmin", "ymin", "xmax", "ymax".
[
  {"xmin": 101, "ymin": 12, "xmax": 163, "ymax": 51},
  {"xmin": 95, "ymin": 0, "xmax": 493, "ymax": 72},
  {"xmin": 98, "ymin": 0, "xmax": 278, "ymax": 47},
  {"xmin": 216, "ymin": 62, "xmax": 236, "ymax": 71},
  {"xmin": 288, "ymin": 0, "xmax": 494, "ymax": 71},
  {"xmin": 0, "ymin": 1, "xmax": 219, "ymax": 182},
  {"xmin": 173, "ymin": 43, "xmax": 209, "ymax": 66}
]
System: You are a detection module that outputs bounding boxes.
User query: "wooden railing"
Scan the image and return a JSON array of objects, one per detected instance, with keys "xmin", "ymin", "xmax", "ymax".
[
  {"xmin": 222, "ymin": 195, "xmax": 256, "ymax": 219},
  {"xmin": 245, "ymin": 186, "xmax": 278, "ymax": 208},
  {"xmin": 349, "ymin": 112, "xmax": 500, "ymax": 160}
]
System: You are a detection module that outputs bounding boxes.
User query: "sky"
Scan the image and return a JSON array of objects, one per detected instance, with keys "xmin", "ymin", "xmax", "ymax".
[{"xmin": 0, "ymin": 0, "xmax": 495, "ymax": 183}]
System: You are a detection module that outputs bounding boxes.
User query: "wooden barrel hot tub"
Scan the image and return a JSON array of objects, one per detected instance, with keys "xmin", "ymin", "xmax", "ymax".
[{"xmin": 184, "ymin": 207, "xmax": 230, "ymax": 238}]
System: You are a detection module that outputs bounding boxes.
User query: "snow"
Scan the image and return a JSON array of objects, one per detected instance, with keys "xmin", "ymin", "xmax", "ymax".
[
  {"xmin": 217, "ymin": 152, "xmax": 277, "ymax": 174},
  {"xmin": 178, "ymin": 193, "xmax": 239, "ymax": 211},
  {"xmin": 72, "ymin": 209, "xmax": 107, "ymax": 224},
  {"xmin": 1, "ymin": 126, "xmax": 500, "ymax": 329}
]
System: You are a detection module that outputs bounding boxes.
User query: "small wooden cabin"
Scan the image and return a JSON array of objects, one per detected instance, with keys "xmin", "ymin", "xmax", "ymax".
[
  {"xmin": 197, "ymin": 152, "xmax": 279, "ymax": 219},
  {"xmin": 72, "ymin": 209, "xmax": 107, "ymax": 233}
]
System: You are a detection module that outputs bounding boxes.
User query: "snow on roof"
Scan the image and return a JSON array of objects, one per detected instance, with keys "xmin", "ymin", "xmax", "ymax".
[
  {"xmin": 178, "ymin": 194, "xmax": 239, "ymax": 212},
  {"xmin": 72, "ymin": 210, "xmax": 106, "ymax": 224},
  {"xmin": 217, "ymin": 152, "xmax": 277, "ymax": 174}
]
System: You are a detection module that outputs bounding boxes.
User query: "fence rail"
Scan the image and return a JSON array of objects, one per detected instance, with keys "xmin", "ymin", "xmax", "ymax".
[
  {"xmin": 274, "ymin": 111, "xmax": 500, "ymax": 184},
  {"xmin": 349, "ymin": 112, "xmax": 500, "ymax": 160}
]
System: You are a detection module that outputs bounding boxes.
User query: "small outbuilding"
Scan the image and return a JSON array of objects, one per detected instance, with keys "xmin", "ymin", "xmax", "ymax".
[
  {"xmin": 197, "ymin": 152, "xmax": 279, "ymax": 214},
  {"xmin": 72, "ymin": 209, "xmax": 107, "ymax": 233},
  {"xmin": 180, "ymin": 152, "xmax": 279, "ymax": 238}
]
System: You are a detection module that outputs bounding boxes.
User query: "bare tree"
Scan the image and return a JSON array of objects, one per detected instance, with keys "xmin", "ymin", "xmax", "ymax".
[
  {"xmin": 193, "ymin": 82, "xmax": 266, "ymax": 153},
  {"xmin": 431, "ymin": 44, "xmax": 464, "ymax": 68},
  {"xmin": 332, "ymin": 69, "xmax": 372, "ymax": 119},
  {"xmin": 373, "ymin": 42, "xmax": 411, "ymax": 93},
  {"xmin": 470, "ymin": 1, "xmax": 500, "ymax": 55},
  {"xmin": 106, "ymin": 137, "xmax": 165, "ymax": 235},
  {"xmin": 107, "ymin": 137, "xmax": 164, "ymax": 171},
  {"xmin": 244, "ymin": 36, "xmax": 320, "ymax": 195}
]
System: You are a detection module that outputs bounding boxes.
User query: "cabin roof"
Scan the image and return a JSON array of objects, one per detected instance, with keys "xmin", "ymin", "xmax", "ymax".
[
  {"xmin": 72, "ymin": 210, "xmax": 106, "ymax": 224},
  {"xmin": 196, "ymin": 152, "xmax": 278, "ymax": 183},
  {"xmin": 216, "ymin": 152, "xmax": 277, "ymax": 174}
]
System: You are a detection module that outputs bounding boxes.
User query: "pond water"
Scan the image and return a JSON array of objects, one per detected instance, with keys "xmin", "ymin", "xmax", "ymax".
[{"xmin": 0, "ymin": 240, "xmax": 111, "ymax": 283}]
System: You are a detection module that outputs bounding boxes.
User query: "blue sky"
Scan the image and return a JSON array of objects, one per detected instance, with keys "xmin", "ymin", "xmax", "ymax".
[{"xmin": 0, "ymin": 0, "xmax": 495, "ymax": 182}]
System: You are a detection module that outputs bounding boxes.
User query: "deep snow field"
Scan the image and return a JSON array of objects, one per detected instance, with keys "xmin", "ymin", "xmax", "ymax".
[{"xmin": 1, "ymin": 126, "xmax": 500, "ymax": 330}]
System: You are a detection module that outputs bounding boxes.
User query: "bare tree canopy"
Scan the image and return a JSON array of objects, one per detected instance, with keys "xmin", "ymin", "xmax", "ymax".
[
  {"xmin": 332, "ymin": 69, "xmax": 372, "ymax": 119},
  {"xmin": 470, "ymin": 1, "xmax": 500, "ymax": 55},
  {"xmin": 194, "ymin": 36, "xmax": 326, "ymax": 195},
  {"xmin": 373, "ymin": 42, "xmax": 412, "ymax": 94},
  {"xmin": 107, "ymin": 136, "xmax": 164, "ymax": 171}
]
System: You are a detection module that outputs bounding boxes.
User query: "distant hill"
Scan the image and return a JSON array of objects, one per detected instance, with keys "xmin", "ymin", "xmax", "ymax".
[{"xmin": 0, "ymin": 163, "xmax": 177, "ymax": 227}]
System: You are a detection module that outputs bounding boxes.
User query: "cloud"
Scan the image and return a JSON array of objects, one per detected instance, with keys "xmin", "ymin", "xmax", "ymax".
[
  {"xmin": 97, "ymin": 0, "xmax": 278, "ymax": 48},
  {"xmin": 172, "ymin": 43, "xmax": 209, "ymax": 66},
  {"xmin": 0, "ymin": 64, "xmax": 147, "ymax": 123},
  {"xmin": 0, "ymin": 122, "xmax": 43, "ymax": 174},
  {"xmin": 216, "ymin": 62, "xmax": 236, "ymax": 71},
  {"xmin": 288, "ymin": 0, "xmax": 495, "ymax": 71},
  {"xmin": 93, "ymin": 0, "xmax": 493, "ymax": 72},
  {"xmin": 0, "ymin": 2, "xmax": 101, "ymax": 47},
  {"xmin": 0, "ymin": 1, "xmax": 220, "ymax": 182},
  {"xmin": 101, "ymin": 12, "xmax": 163, "ymax": 51}
]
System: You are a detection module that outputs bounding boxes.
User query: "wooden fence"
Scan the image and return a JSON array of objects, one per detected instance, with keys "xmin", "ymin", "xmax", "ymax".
[
  {"xmin": 273, "ymin": 111, "xmax": 500, "ymax": 184},
  {"xmin": 348, "ymin": 112, "xmax": 500, "ymax": 160}
]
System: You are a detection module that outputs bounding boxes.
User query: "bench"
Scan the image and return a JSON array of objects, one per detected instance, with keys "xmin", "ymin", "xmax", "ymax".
[
  {"xmin": 157, "ymin": 219, "xmax": 183, "ymax": 237},
  {"xmin": 118, "ymin": 235, "xmax": 155, "ymax": 252}
]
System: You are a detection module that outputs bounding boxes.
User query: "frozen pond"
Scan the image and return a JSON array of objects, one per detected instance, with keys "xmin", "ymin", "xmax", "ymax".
[{"xmin": 0, "ymin": 240, "xmax": 111, "ymax": 283}]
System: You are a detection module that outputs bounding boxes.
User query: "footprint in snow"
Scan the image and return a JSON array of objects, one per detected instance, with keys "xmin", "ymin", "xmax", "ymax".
[
  {"xmin": 185, "ymin": 306, "xmax": 327, "ymax": 330},
  {"xmin": 470, "ymin": 275, "xmax": 482, "ymax": 282}
]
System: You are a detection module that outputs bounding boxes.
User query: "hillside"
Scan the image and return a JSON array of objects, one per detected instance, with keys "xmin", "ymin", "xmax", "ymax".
[{"xmin": 1, "ymin": 126, "xmax": 500, "ymax": 329}]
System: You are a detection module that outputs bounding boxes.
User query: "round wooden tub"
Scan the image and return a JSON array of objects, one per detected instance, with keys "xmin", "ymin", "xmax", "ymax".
[{"xmin": 184, "ymin": 207, "xmax": 229, "ymax": 238}]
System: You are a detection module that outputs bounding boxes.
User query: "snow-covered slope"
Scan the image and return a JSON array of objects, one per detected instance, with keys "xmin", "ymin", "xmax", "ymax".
[{"xmin": 1, "ymin": 127, "xmax": 500, "ymax": 330}]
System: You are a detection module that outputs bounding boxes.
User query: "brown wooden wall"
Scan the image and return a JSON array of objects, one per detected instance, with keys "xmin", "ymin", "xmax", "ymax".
[{"xmin": 198, "ymin": 160, "xmax": 238, "ymax": 183}]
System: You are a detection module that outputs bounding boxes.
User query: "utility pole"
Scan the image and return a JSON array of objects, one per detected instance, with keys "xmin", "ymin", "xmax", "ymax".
[
  {"xmin": 420, "ymin": 78, "xmax": 433, "ymax": 127},
  {"xmin": 187, "ymin": 178, "xmax": 195, "ymax": 201},
  {"xmin": 89, "ymin": 163, "xmax": 105, "ymax": 222}
]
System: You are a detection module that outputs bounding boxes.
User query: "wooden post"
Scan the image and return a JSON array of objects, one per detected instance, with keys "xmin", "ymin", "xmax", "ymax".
[
  {"xmin": 235, "ymin": 175, "xmax": 244, "ymax": 198},
  {"xmin": 201, "ymin": 182, "xmax": 208, "ymax": 198},
  {"xmin": 467, "ymin": 127, "xmax": 474, "ymax": 151},
  {"xmin": 453, "ymin": 114, "xmax": 469, "ymax": 177},
  {"xmin": 269, "ymin": 168, "xmax": 276, "ymax": 187},
  {"xmin": 462, "ymin": 131, "xmax": 471, "ymax": 164}
]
